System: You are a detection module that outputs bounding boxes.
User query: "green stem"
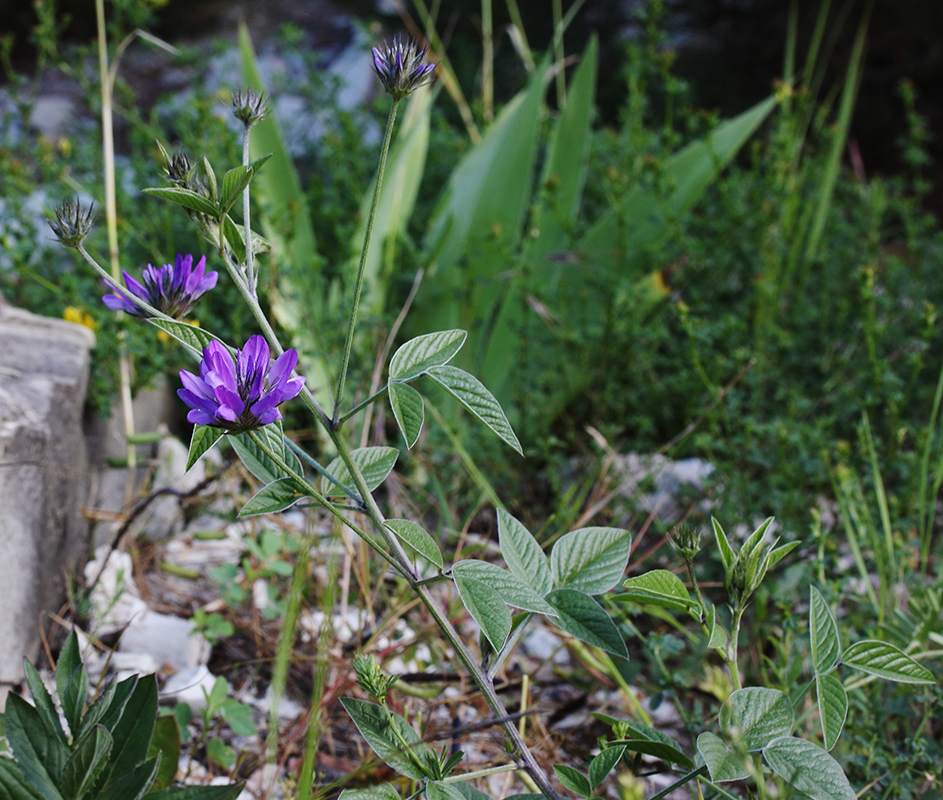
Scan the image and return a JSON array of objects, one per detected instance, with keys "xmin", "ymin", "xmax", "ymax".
[
  {"xmin": 727, "ymin": 605, "xmax": 745, "ymax": 690},
  {"xmin": 241, "ymin": 123, "xmax": 257, "ymax": 295},
  {"xmin": 334, "ymin": 99, "xmax": 400, "ymax": 419},
  {"xmin": 441, "ymin": 763, "xmax": 519, "ymax": 783},
  {"xmin": 338, "ymin": 385, "xmax": 390, "ymax": 424}
]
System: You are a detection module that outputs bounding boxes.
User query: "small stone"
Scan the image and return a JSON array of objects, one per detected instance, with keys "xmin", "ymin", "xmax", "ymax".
[
  {"xmin": 161, "ymin": 665, "xmax": 216, "ymax": 712},
  {"xmin": 118, "ymin": 611, "xmax": 211, "ymax": 672}
]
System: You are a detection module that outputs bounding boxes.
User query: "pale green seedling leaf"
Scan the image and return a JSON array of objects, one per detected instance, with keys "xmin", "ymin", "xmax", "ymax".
[
  {"xmin": 425, "ymin": 366, "xmax": 522, "ymax": 454},
  {"xmin": 809, "ymin": 587, "xmax": 841, "ymax": 674},
  {"xmin": 816, "ymin": 673, "xmax": 848, "ymax": 751},
  {"xmin": 322, "ymin": 447, "xmax": 399, "ymax": 497},
  {"xmin": 741, "ymin": 517, "xmax": 775, "ymax": 558},
  {"xmin": 719, "ymin": 687, "xmax": 793, "ymax": 751},
  {"xmin": 553, "ymin": 765, "xmax": 591, "ymax": 798},
  {"xmin": 384, "ymin": 519, "xmax": 443, "ymax": 569},
  {"xmin": 841, "ymin": 640, "xmax": 934, "ymax": 683},
  {"xmin": 452, "ymin": 575, "xmax": 512, "ymax": 652},
  {"xmin": 545, "ymin": 589, "xmax": 628, "ymax": 658},
  {"xmin": 186, "ymin": 425, "xmax": 224, "ymax": 471},
  {"xmin": 388, "ymin": 381, "xmax": 425, "ymax": 448},
  {"xmin": 340, "ymin": 698, "xmax": 427, "ymax": 780},
  {"xmin": 696, "ymin": 732, "xmax": 750, "ymax": 783},
  {"xmin": 711, "ymin": 517, "xmax": 735, "ymax": 572},
  {"xmin": 390, "ymin": 330, "xmax": 467, "ymax": 381},
  {"xmin": 551, "ymin": 527, "xmax": 631, "ymax": 595},
  {"xmin": 497, "ymin": 509, "xmax": 551, "ymax": 594},
  {"xmin": 767, "ymin": 540, "xmax": 800, "ymax": 569},
  {"xmin": 763, "ymin": 736, "xmax": 856, "ymax": 800},
  {"xmin": 451, "ymin": 561, "xmax": 556, "ymax": 616},
  {"xmin": 617, "ymin": 569, "xmax": 699, "ymax": 613},
  {"xmin": 141, "ymin": 186, "xmax": 219, "ymax": 217}
]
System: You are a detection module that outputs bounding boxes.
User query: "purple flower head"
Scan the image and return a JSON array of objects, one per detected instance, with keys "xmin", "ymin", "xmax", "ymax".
[
  {"xmin": 102, "ymin": 253, "xmax": 218, "ymax": 319},
  {"xmin": 372, "ymin": 35, "xmax": 436, "ymax": 99},
  {"xmin": 177, "ymin": 336, "xmax": 306, "ymax": 433}
]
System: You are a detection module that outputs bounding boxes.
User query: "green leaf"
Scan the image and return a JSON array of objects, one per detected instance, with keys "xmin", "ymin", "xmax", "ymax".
[
  {"xmin": 61, "ymin": 725, "xmax": 113, "ymax": 800},
  {"xmin": 219, "ymin": 154, "xmax": 273, "ymax": 212},
  {"xmin": 425, "ymin": 366, "xmax": 522, "ymax": 455},
  {"xmin": 452, "ymin": 784, "xmax": 492, "ymax": 800},
  {"xmin": 219, "ymin": 700, "xmax": 256, "ymax": 737},
  {"xmin": 841, "ymin": 640, "xmax": 934, "ymax": 684},
  {"xmin": 816, "ymin": 673, "xmax": 848, "ymax": 752},
  {"xmin": 340, "ymin": 698, "xmax": 428, "ymax": 780},
  {"xmin": 425, "ymin": 782, "xmax": 467, "ymax": 800},
  {"xmin": 147, "ymin": 787, "xmax": 244, "ymax": 800},
  {"xmin": 186, "ymin": 425, "xmax": 224, "ymax": 472},
  {"xmin": 221, "ymin": 214, "xmax": 271, "ymax": 263},
  {"xmin": 719, "ymin": 687, "xmax": 794, "ymax": 751},
  {"xmin": 552, "ymin": 765, "xmax": 591, "ymax": 798},
  {"xmin": 498, "ymin": 509, "xmax": 552, "ymax": 595},
  {"xmin": 551, "ymin": 527, "xmax": 631, "ymax": 595},
  {"xmin": 767, "ymin": 540, "xmax": 799, "ymax": 569},
  {"xmin": 101, "ymin": 675, "xmax": 158, "ymax": 786},
  {"xmin": 55, "ymin": 632, "xmax": 82, "ymax": 708},
  {"xmin": 231, "ymin": 422, "xmax": 302, "ymax": 485},
  {"xmin": 97, "ymin": 756, "xmax": 160, "ymax": 800},
  {"xmin": 809, "ymin": 587, "xmax": 841, "ymax": 674},
  {"xmin": 384, "ymin": 519, "xmax": 443, "ymax": 569},
  {"xmin": 451, "ymin": 561, "xmax": 557, "ymax": 616},
  {"xmin": 322, "ymin": 447, "xmax": 399, "ymax": 497},
  {"xmin": 706, "ymin": 604, "xmax": 727, "ymax": 650},
  {"xmin": 147, "ymin": 715, "xmax": 180, "ymax": 791},
  {"xmin": 0, "ymin": 758, "xmax": 44, "ymax": 800},
  {"xmin": 606, "ymin": 738, "xmax": 694, "ymax": 770},
  {"xmin": 4, "ymin": 695, "xmax": 67, "ymax": 800},
  {"xmin": 616, "ymin": 570, "xmax": 699, "ymax": 613},
  {"xmin": 76, "ymin": 679, "xmax": 117, "ymax": 741},
  {"xmin": 763, "ymin": 737, "xmax": 856, "ymax": 800},
  {"xmin": 388, "ymin": 381, "xmax": 425, "ymax": 448},
  {"xmin": 60, "ymin": 662, "xmax": 89, "ymax": 740},
  {"xmin": 589, "ymin": 745, "xmax": 624, "ymax": 788},
  {"xmin": 239, "ymin": 477, "xmax": 307, "ymax": 517},
  {"xmin": 741, "ymin": 517, "xmax": 775, "ymax": 559},
  {"xmin": 141, "ymin": 186, "xmax": 219, "ymax": 217},
  {"xmin": 711, "ymin": 518, "xmax": 735, "ymax": 572},
  {"xmin": 148, "ymin": 319, "xmax": 228, "ymax": 359},
  {"xmin": 207, "ymin": 738, "xmax": 235, "ymax": 769},
  {"xmin": 452, "ymin": 574, "xmax": 512, "ymax": 651},
  {"xmin": 545, "ymin": 589, "xmax": 628, "ymax": 658},
  {"xmin": 339, "ymin": 785, "xmax": 401, "ymax": 800},
  {"xmin": 696, "ymin": 732, "xmax": 750, "ymax": 783},
  {"xmin": 390, "ymin": 330, "xmax": 467, "ymax": 381},
  {"xmin": 23, "ymin": 660, "xmax": 66, "ymax": 744}
]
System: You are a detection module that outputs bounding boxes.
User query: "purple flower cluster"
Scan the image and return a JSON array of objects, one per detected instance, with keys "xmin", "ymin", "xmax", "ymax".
[
  {"xmin": 178, "ymin": 336, "xmax": 305, "ymax": 433},
  {"xmin": 372, "ymin": 35, "xmax": 436, "ymax": 100},
  {"xmin": 103, "ymin": 253, "xmax": 217, "ymax": 319}
]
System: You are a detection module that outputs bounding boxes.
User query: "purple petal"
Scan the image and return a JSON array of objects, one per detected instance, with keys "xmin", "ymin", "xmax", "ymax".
[
  {"xmin": 238, "ymin": 335, "xmax": 269, "ymax": 398},
  {"xmin": 255, "ymin": 407, "xmax": 282, "ymax": 426},
  {"xmin": 279, "ymin": 375, "xmax": 306, "ymax": 401},
  {"xmin": 268, "ymin": 349, "xmax": 298, "ymax": 387},
  {"xmin": 187, "ymin": 408, "xmax": 218, "ymax": 426},
  {"xmin": 179, "ymin": 369, "xmax": 216, "ymax": 402},
  {"xmin": 214, "ymin": 384, "xmax": 244, "ymax": 419},
  {"xmin": 178, "ymin": 387, "xmax": 218, "ymax": 415},
  {"xmin": 102, "ymin": 292, "xmax": 138, "ymax": 314}
]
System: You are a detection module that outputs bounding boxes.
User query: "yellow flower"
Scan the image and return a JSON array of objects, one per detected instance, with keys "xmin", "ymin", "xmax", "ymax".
[{"xmin": 63, "ymin": 306, "xmax": 97, "ymax": 331}]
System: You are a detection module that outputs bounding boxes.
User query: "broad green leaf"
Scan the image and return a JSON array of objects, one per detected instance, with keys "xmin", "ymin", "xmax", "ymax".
[
  {"xmin": 384, "ymin": 519, "xmax": 443, "ymax": 569},
  {"xmin": 809, "ymin": 587, "xmax": 841, "ymax": 674},
  {"xmin": 221, "ymin": 214, "xmax": 270, "ymax": 263},
  {"xmin": 711, "ymin": 518, "xmax": 735, "ymax": 572},
  {"xmin": 452, "ymin": 783, "xmax": 492, "ymax": 800},
  {"xmin": 147, "ymin": 784, "xmax": 245, "ymax": 800},
  {"xmin": 589, "ymin": 745, "xmax": 624, "ymax": 788},
  {"xmin": 452, "ymin": 574, "xmax": 512, "ymax": 651},
  {"xmin": 841, "ymin": 640, "xmax": 934, "ymax": 684},
  {"xmin": 767, "ymin": 540, "xmax": 800, "ymax": 569},
  {"xmin": 239, "ymin": 477, "xmax": 307, "ymax": 517},
  {"xmin": 55, "ymin": 631, "xmax": 82, "ymax": 706},
  {"xmin": 763, "ymin": 737, "xmax": 856, "ymax": 800},
  {"xmin": 148, "ymin": 319, "xmax": 227, "ymax": 359},
  {"xmin": 339, "ymin": 785, "xmax": 401, "ymax": 800},
  {"xmin": 606, "ymin": 738, "xmax": 694, "ymax": 770},
  {"xmin": 61, "ymin": 725, "xmax": 113, "ymax": 800},
  {"xmin": 452, "ymin": 561, "xmax": 556, "ymax": 616},
  {"xmin": 552, "ymin": 765, "xmax": 591, "ymax": 798},
  {"xmin": 76, "ymin": 679, "xmax": 117, "ymax": 741},
  {"xmin": 141, "ymin": 186, "xmax": 218, "ymax": 217},
  {"xmin": 101, "ymin": 675, "xmax": 158, "ymax": 786},
  {"xmin": 617, "ymin": 569, "xmax": 699, "ymax": 613},
  {"xmin": 719, "ymin": 687, "xmax": 793, "ymax": 751},
  {"xmin": 594, "ymin": 716, "xmax": 687, "ymax": 757},
  {"xmin": 220, "ymin": 700, "xmax": 256, "ymax": 737},
  {"xmin": 425, "ymin": 366, "xmax": 522, "ymax": 454},
  {"xmin": 696, "ymin": 732, "xmax": 750, "ymax": 783},
  {"xmin": 186, "ymin": 425, "xmax": 224, "ymax": 471},
  {"xmin": 706, "ymin": 604, "xmax": 727, "ymax": 650},
  {"xmin": 146, "ymin": 715, "xmax": 180, "ymax": 791},
  {"xmin": 0, "ymin": 758, "xmax": 43, "ymax": 800},
  {"xmin": 816, "ymin": 673, "xmax": 848, "ymax": 752},
  {"xmin": 390, "ymin": 330, "xmax": 467, "ymax": 381},
  {"xmin": 23, "ymin": 660, "xmax": 66, "ymax": 744},
  {"xmin": 551, "ymin": 527, "xmax": 631, "ymax": 595},
  {"xmin": 545, "ymin": 589, "xmax": 628, "ymax": 658},
  {"xmin": 340, "ymin": 698, "xmax": 428, "ymax": 780},
  {"xmin": 498, "ymin": 509, "xmax": 552, "ymax": 595},
  {"xmin": 231, "ymin": 422, "xmax": 302, "ymax": 486},
  {"xmin": 425, "ymin": 782, "xmax": 467, "ymax": 800},
  {"xmin": 97, "ymin": 757, "xmax": 159, "ymax": 800},
  {"xmin": 4, "ymin": 695, "xmax": 67, "ymax": 800},
  {"xmin": 388, "ymin": 381, "xmax": 425, "ymax": 448},
  {"xmin": 218, "ymin": 154, "xmax": 273, "ymax": 212},
  {"xmin": 322, "ymin": 447, "xmax": 399, "ymax": 497},
  {"xmin": 741, "ymin": 517, "xmax": 775, "ymax": 558}
]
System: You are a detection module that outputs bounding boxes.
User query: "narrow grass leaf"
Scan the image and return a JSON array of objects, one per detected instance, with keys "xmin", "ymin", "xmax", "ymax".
[
  {"xmin": 388, "ymin": 381, "xmax": 424, "ymax": 448},
  {"xmin": 545, "ymin": 589, "xmax": 628, "ymax": 658},
  {"xmin": 809, "ymin": 587, "xmax": 841, "ymax": 674},
  {"xmin": 695, "ymin": 732, "xmax": 750, "ymax": 783},
  {"xmin": 841, "ymin": 640, "xmax": 934, "ymax": 684},
  {"xmin": 186, "ymin": 425, "xmax": 224, "ymax": 471},
  {"xmin": 617, "ymin": 570, "xmax": 699, "ymax": 613},
  {"xmin": 453, "ymin": 574, "xmax": 512, "ymax": 651},
  {"xmin": 452, "ymin": 561, "xmax": 556, "ymax": 616},
  {"xmin": 551, "ymin": 527, "xmax": 631, "ymax": 595},
  {"xmin": 390, "ymin": 330, "xmax": 467, "ymax": 381},
  {"xmin": 384, "ymin": 519, "xmax": 443, "ymax": 569},
  {"xmin": 322, "ymin": 447, "xmax": 398, "ymax": 497},
  {"xmin": 340, "ymin": 698, "xmax": 427, "ymax": 780},
  {"xmin": 719, "ymin": 688, "xmax": 793, "ymax": 751},
  {"xmin": 498, "ymin": 509, "xmax": 552, "ymax": 595},
  {"xmin": 763, "ymin": 737, "xmax": 856, "ymax": 800},
  {"xmin": 425, "ymin": 365, "xmax": 522, "ymax": 454},
  {"xmin": 816, "ymin": 673, "xmax": 848, "ymax": 751}
]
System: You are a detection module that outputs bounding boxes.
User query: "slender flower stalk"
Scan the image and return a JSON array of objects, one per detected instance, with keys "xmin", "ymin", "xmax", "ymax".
[
  {"xmin": 102, "ymin": 254, "xmax": 217, "ymax": 318},
  {"xmin": 232, "ymin": 88, "xmax": 268, "ymax": 295}
]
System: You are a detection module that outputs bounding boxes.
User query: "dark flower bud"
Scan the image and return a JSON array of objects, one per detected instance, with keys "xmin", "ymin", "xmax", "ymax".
[
  {"xmin": 231, "ymin": 88, "xmax": 268, "ymax": 128},
  {"xmin": 372, "ymin": 35, "xmax": 436, "ymax": 100},
  {"xmin": 47, "ymin": 198, "xmax": 95, "ymax": 248},
  {"xmin": 164, "ymin": 150, "xmax": 195, "ymax": 186}
]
